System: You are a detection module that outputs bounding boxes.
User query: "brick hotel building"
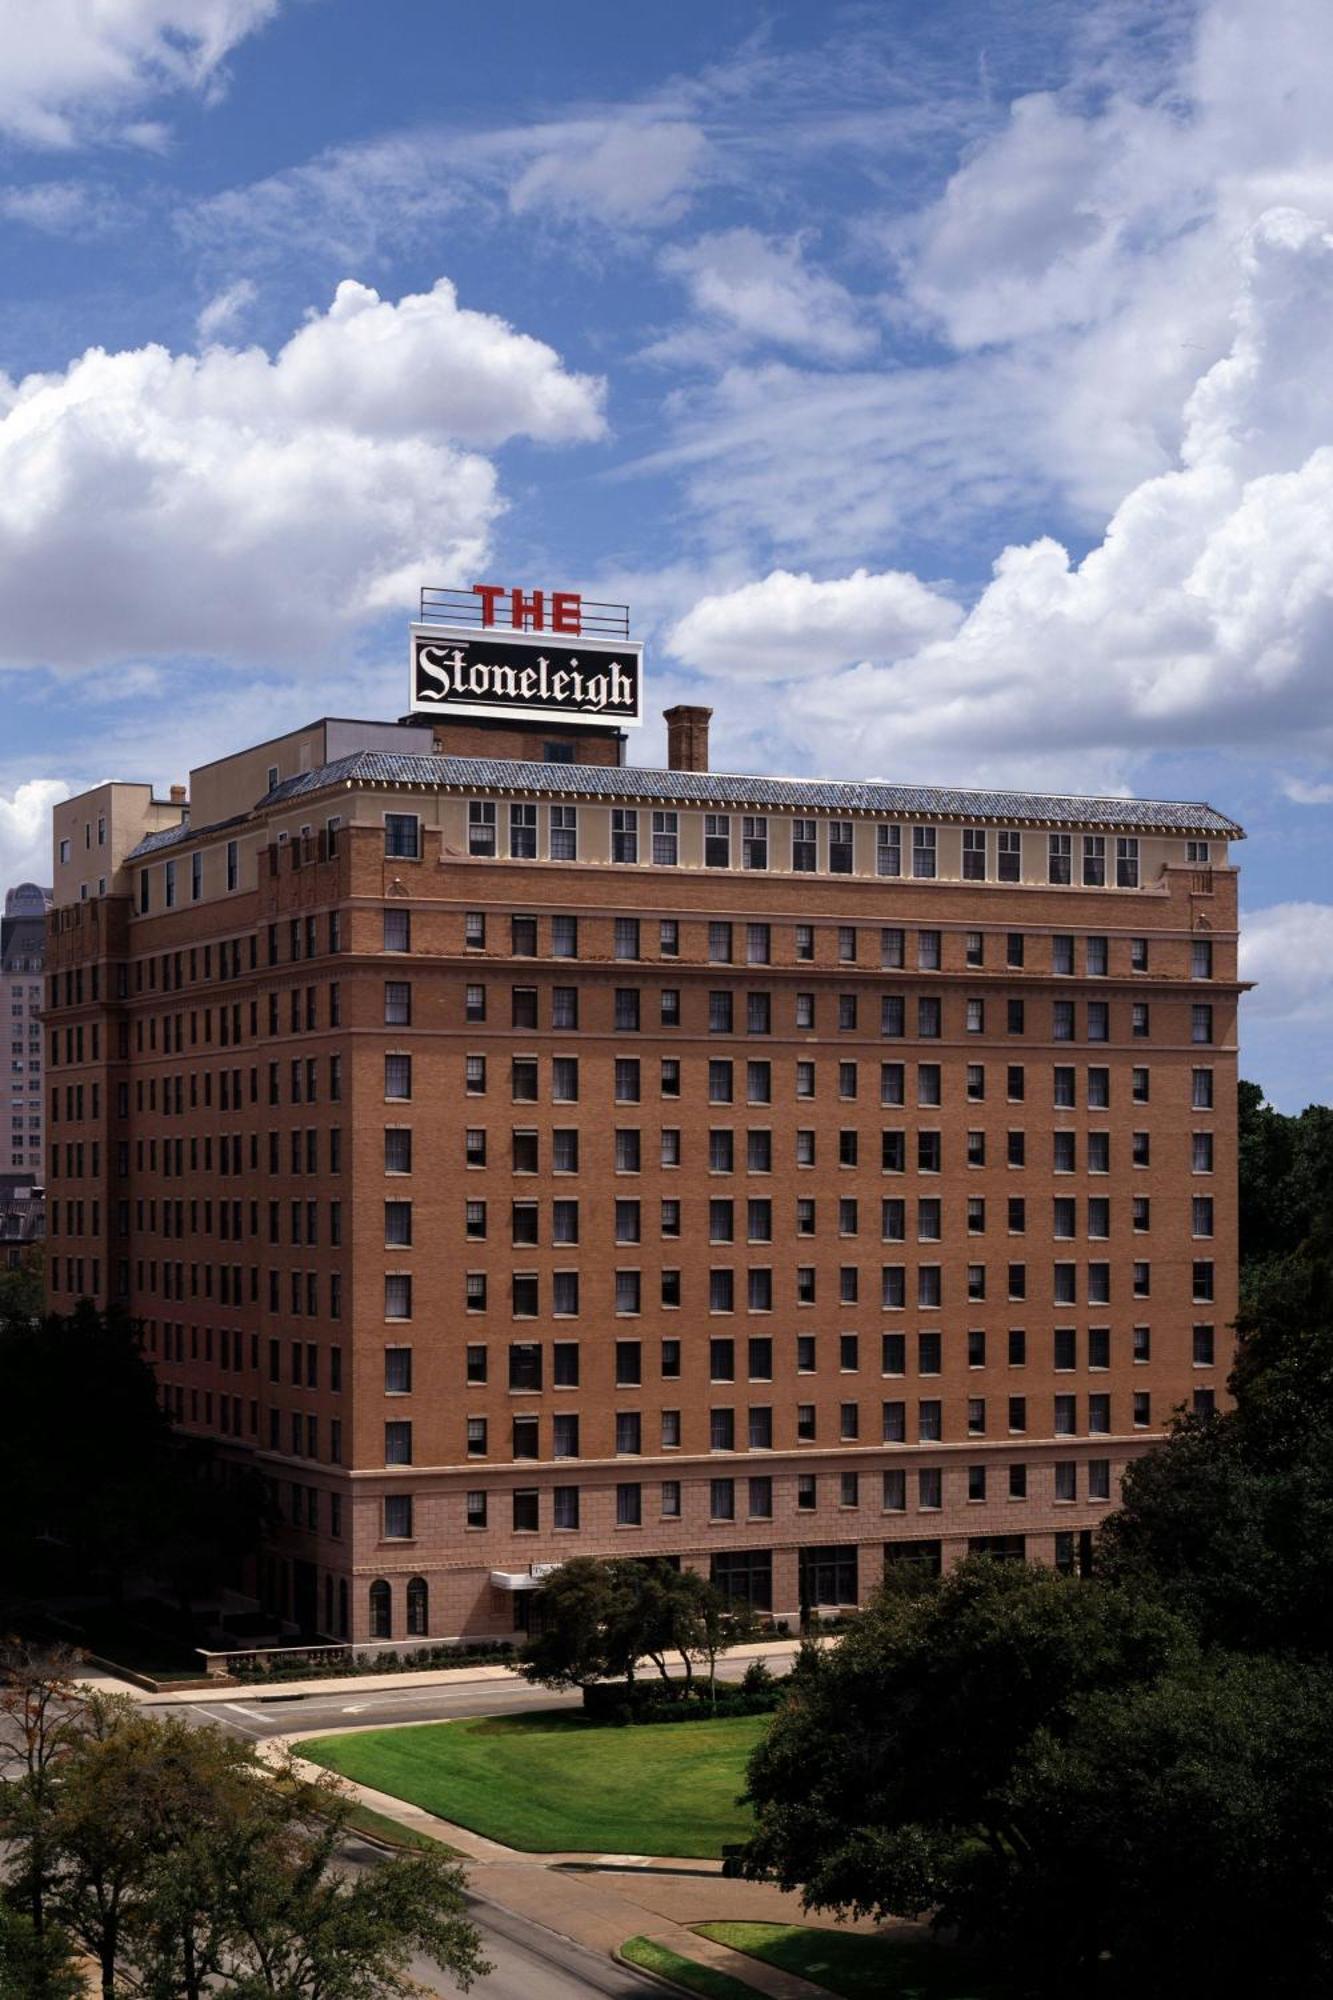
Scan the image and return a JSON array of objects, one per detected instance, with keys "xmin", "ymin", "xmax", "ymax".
[{"xmin": 44, "ymin": 671, "xmax": 1241, "ymax": 1644}]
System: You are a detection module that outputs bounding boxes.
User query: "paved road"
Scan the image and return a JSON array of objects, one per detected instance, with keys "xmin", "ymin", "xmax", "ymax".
[
  {"xmin": 338, "ymin": 1829, "xmax": 662, "ymax": 1998},
  {"xmin": 154, "ymin": 1648, "xmax": 781, "ymax": 1740},
  {"xmin": 164, "ymin": 1676, "xmax": 582, "ymax": 1740}
]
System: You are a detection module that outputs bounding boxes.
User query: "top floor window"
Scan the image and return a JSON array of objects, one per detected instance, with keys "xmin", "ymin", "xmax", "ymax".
[
  {"xmin": 190, "ymin": 851, "xmax": 203, "ymax": 901},
  {"xmin": 793, "ymin": 820, "xmax": 817, "ymax": 872},
  {"xmin": 1083, "ymin": 835, "xmax": 1105, "ymax": 886},
  {"xmin": 997, "ymin": 829, "xmax": 1021, "ymax": 881},
  {"xmin": 385, "ymin": 813, "xmax": 420, "ymax": 860},
  {"xmin": 550, "ymin": 805, "xmax": 577, "ymax": 861},
  {"xmin": 1116, "ymin": 837, "xmax": 1140, "ymax": 888},
  {"xmin": 962, "ymin": 828, "xmax": 986, "ymax": 880},
  {"xmin": 705, "ymin": 815, "xmax": 731, "ymax": 868},
  {"xmin": 226, "ymin": 839, "xmax": 239, "ymax": 890},
  {"xmin": 467, "ymin": 801, "xmax": 496, "ymax": 857},
  {"xmin": 742, "ymin": 816, "xmax": 768, "ymax": 870},
  {"xmin": 1187, "ymin": 840, "xmax": 1211, "ymax": 864},
  {"xmin": 1048, "ymin": 833, "xmax": 1072, "ymax": 885},
  {"xmin": 876, "ymin": 825, "xmax": 902, "ymax": 877},
  {"xmin": 612, "ymin": 809, "xmax": 638, "ymax": 864},
  {"xmin": 510, "ymin": 803, "xmax": 537, "ymax": 859},
  {"xmin": 829, "ymin": 821, "xmax": 854, "ymax": 874},
  {"xmin": 652, "ymin": 811, "xmax": 678, "ymax": 866},
  {"xmin": 911, "ymin": 826, "xmax": 936, "ymax": 880}
]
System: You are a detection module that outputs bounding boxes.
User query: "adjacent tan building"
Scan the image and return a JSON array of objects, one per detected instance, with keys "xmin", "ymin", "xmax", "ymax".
[{"xmin": 44, "ymin": 692, "xmax": 1242, "ymax": 1644}]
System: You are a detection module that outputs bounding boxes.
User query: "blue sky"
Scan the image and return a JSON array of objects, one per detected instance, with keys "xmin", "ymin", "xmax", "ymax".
[{"xmin": 0, "ymin": 0, "xmax": 1329, "ymax": 1106}]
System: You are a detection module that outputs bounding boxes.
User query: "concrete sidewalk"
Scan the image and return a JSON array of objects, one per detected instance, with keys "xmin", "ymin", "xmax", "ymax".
[{"xmin": 84, "ymin": 1636, "xmax": 806, "ymax": 1704}]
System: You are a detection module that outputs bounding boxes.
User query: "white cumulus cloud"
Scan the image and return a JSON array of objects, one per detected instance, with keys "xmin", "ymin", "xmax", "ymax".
[
  {"xmin": 0, "ymin": 778, "xmax": 69, "ymax": 889},
  {"xmin": 668, "ymin": 206, "xmax": 1333, "ymax": 789},
  {"xmin": 1241, "ymin": 903, "xmax": 1333, "ymax": 1022},
  {"xmin": 0, "ymin": 0, "xmax": 283, "ymax": 147},
  {"xmin": 669, "ymin": 567, "xmax": 961, "ymax": 682},
  {"xmin": 0, "ymin": 276, "xmax": 605, "ymax": 671}
]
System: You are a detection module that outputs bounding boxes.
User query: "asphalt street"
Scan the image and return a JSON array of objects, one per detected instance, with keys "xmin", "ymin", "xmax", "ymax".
[
  {"xmin": 155, "ymin": 1646, "xmax": 779, "ymax": 1740},
  {"xmin": 337, "ymin": 1828, "xmax": 664, "ymax": 1999}
]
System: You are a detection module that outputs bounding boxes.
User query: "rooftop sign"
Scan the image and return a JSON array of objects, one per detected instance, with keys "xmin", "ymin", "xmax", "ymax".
[{"xmin": 411, "ymin": 582, "xmax": 642, "ymax": 728}]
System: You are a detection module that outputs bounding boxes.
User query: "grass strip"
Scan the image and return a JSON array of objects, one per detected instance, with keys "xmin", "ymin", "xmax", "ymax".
[
  {"xmin": 622, "ymin": 1935, "xmax": 765, "ymax": 1998},
  {"xmin": 693, "ymin": 1922, "xmax": 1001, "ymax": 1999},
  {"xmin": 340, "ymin": 1800, "xmax": 459, "ymax": 1855}
]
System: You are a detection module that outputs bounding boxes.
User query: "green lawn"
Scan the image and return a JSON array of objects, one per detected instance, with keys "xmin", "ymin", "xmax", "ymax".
[
  {"xmin": 693, "ymin": 1923, "xmax": 1002, "ymax": 1999},
  {"xmin": 621, "ymin": 1937, "xmax": 761, "ymax": 1998},
  {"xmin": 297, "ymin": 1711, "xmax": 764, "ymax": 1857}
]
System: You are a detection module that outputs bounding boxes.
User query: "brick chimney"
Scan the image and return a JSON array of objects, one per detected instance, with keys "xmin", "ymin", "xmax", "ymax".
[
  {"xmin": 169, "ymin": 785, "xmax": 187, "ymax": 804},
  {"xmin": 664, "ymin": 704, "xmax": 712, "ymax": 773}
]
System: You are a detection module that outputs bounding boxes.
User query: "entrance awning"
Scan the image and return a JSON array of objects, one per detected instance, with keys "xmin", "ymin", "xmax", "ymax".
[{"xmin": 489, "ymin": 1564, "xmax": 562, "ymax": 1592}]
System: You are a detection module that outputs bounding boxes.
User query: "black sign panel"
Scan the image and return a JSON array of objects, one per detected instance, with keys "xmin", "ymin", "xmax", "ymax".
[{"xmin": 410, "ymin": 624, "xmax": 642, "ymax": 727}]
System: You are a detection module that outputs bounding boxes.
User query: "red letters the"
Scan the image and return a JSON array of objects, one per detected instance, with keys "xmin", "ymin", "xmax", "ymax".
[
  {"xmin": 510, "ymin": 588, "xmax": 544, "ymax": 630},
  {"xmin": 471, "ymin": 583, "xmax": 505, "ymax": 626},
  {"xmin": 552, "ymin": 591, "xmax": 582, "ymax": 634}
]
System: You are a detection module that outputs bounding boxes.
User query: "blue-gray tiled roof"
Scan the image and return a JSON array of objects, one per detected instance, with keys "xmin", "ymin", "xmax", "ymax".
[
  {"xmin": 127, "ymin": 752, "xmax": 1243, "ymax": 857},
  {"xmin": 260, "ymin": 752, "xmax": 1244, "ymax": 837}
]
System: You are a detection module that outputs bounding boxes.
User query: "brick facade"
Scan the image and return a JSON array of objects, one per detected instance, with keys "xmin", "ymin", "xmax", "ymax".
[{"xmin": 44, "ymin": 711, "xmax": 1241, "ymax": 1644}]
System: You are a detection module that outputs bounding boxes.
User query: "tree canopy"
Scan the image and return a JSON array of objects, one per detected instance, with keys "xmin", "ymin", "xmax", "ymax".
[
  {"xmin": 0, "ymin": 1657, "xmax": 488, "ymax": 1999},
  {"xmin": 0, "ymin": 1303, "xmax": 268, "ymax": 1618}
]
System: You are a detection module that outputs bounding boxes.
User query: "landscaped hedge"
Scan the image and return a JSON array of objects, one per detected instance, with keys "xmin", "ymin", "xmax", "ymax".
[
  {"xmin": 581, "ymin": 1676, "xmax": 787, "ymax": 1724},
  {"xmin": 230, "ymin": 1639, "xmax": 516, "ymax": 1684}
]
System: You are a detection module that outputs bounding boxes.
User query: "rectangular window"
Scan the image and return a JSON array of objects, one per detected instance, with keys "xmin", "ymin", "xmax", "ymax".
[
  {"xmin": 876, "ymin": 825, "xmax": 901, "ymax": 877},
  {"xmin": 997, "ymin": 831, "xmax": 1021, "ymax": 881},
  {"xmin": 467, "ymin": 801, "xmax": 497, "ymax": 856},
  {"xmin": 1082, "ymin": 835, "xmax": 1105, "ymax": 886},
  {"xmin": 1048, "ymin": 833, "xmax": 1072, "ymax": 885},
  {"xmin": 962, "ymin": 827, "xmax": 987, "ymax": 880},
  {"xmin": 742, "ymin": 815, "xmax": 768, "ymax": 869},
  {"xmin": 829, "ymin": 821, "xmax": 854, "ymax": 873},
  {"xmin": 651, "ymin": 810, "xmax": 677, "ymax": 865},
  {"xmin": 704, "ymin": 814, "xmax": 730, "ymax": 867},
  {"xmin": 793, "ymin": 820, "xmax": 818, "ymax": 872},
  {"xmin": 506, "ymin": 804, "xmax": 536, "ymax": 858},
  {"xmin": 911, "ymin": 826, "xmax": 936, "ymax": 879},
  {"xmin": 1116, "ymin": 837, "xmax": 1139, "ymax": 888},
  {"xmin": 542, "ymin": 804, "xmax": 575, "ymax": 862},
  {"xmin": 612, "ymin": 809, "xmax": 639, "ymax": 863}
]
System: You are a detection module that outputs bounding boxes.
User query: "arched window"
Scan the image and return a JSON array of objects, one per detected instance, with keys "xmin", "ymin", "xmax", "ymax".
[
  {"xmin": 406, "ymin": 1576, "xmax": 429, "ymax": 1637},
  {"xmin": 369, "ymin": 1578, "xmax": 391, "ymax": 1640}
]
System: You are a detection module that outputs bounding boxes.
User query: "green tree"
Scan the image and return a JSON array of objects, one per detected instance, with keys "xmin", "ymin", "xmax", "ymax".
[
  {"xmin": 742, "ymin": 1559, "xmax": 1191, "ymax": 1930},
  {"xmin": 0, "ymin": 1902, "xmax": 81, "ymax": 2000},
  {"xmin": 514, "ymin": 1557, "xmax": 627, "ymax": 1690},
  {"xmin": 0, "ymin": 1248, "xmax": 43, "ymax": 1332},
  {"xmin": 0, "ymin": 1303, "xmax": 268, "ymax": 1618},
  {"xmin": 517, "ymin": 1558, "xmax": 745, "ymax": 1699},
  {"xmin": 0, "ymin": 1676, "xmax": 488, "ymax": 1998},
  {"xmin": 744, "ymin": 1561, "xmax": 1333, "ymax": 1995},
  {"xmin": 991, "ymin": 1650, "xmax": 1333, "ymax": 1997}
]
